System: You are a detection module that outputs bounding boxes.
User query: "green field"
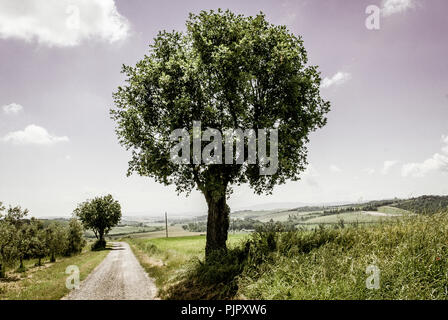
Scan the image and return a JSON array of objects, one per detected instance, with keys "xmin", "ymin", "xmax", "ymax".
[
  {"xmin": 120, "ymin": 225, "xmax": 203, "ymax": 239},
  {"xmin": 298, "ymin": 211, "xmax": 398, "ymax": 225},
  {"xmin": 231, "ymin": 210, "xmax": 293, "ymax": 222}
]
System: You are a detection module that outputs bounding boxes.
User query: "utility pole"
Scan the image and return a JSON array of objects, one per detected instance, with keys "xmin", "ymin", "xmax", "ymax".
[{"xmin": 165, "ymin": 212, "xmax": 168, "ymax": 238}]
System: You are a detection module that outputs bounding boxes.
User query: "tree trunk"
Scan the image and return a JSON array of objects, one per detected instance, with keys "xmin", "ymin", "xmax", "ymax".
[
  {"xmin": 19, "ymin": 258, "xmax": 24, "ymax": 270},
  {"xmin": 0, "ymin": 263, "xmax": 4, "ymax": 278},
  {"xmin": 204, "ymin": 192, "xmax": 230, "ymax": 259},
  {"xmin": 50, "ymin": 253, "xmax": 55, "ymax": 263},
  {"xmin": 38, "ymin": 257, "xmax": 42, "ymax": 266}
]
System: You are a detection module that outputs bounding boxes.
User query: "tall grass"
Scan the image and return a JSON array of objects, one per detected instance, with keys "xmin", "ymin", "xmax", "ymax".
[
  {"xmin": 131, "ymin": 213, "xmax": 448, "ymax": 300},
  {"xmin": 240, "ymin": 213, "xmax": 448, "ymax": 299}
]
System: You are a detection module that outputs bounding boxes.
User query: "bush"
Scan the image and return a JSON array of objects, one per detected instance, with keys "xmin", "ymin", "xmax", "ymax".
[{"xmin": 91, "ymin": 239, "xmax": 107, "ymax": 251}]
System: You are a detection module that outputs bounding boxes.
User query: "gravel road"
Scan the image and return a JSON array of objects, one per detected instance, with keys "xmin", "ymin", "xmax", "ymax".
[{"xmin": 62, "ymin": 242, "xmax": 157, "ymax": 300}]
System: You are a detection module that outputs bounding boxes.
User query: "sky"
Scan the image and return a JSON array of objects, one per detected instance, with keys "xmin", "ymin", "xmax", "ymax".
[{"xmin": 0, "ymin": 0, "xmax": 447, "ymax": 217}]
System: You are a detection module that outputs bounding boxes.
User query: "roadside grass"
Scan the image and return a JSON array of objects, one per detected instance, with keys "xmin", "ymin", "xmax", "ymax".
[
  {"xmin": 130, "ymin": 214, "xmax": 448, "ymax": 300},
  {"xmin": 126, "ymin": 234, "xmax": 247, "ymax": 299},
  {"xmin": 0, "ymin": 245, "xmax": 109, "ymax": 300}
]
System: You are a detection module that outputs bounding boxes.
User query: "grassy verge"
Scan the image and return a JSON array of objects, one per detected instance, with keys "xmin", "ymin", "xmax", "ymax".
[
  {"xmin": 0, "ymin": 248, "xmax": 109, "ymax": 300},
  {"xmin": 126, "ymin": 234, "xmax": 247, "ymax": 299},
  {"xmin": 129, "ymin": 214, "xmax": 448, "ymax": 300}
]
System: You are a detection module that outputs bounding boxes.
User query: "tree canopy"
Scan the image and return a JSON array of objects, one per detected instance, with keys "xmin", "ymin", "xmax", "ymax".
[{"xmin": 74, "ymin": 194, "xmax": 121, "ymax": 248}]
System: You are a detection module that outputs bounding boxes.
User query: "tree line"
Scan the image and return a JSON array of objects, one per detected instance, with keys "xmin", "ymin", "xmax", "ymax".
[
  {"xmin": 393, "ymin": 195, "xmax": 448, "ymax": 215},
  {"xmin": 0, "ymin": 201, "xmax": 86, "ymax": 278}
]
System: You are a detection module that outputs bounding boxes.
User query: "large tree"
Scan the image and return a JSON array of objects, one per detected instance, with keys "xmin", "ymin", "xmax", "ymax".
[
  {"xmin": 111, "ymin": 10, "xmax": 330, "ymax": 258},
  {"xmin": 74, "ymin": 195, "xmax": 121, "ymax": 249}
]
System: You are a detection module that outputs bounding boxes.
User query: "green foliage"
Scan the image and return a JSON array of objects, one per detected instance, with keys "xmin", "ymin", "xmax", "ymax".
[
  {"xmin": 45, "ymin": 222, "xmax": 68, "ymax": 262},
  {"xmin": 10, "ymin": 208, "xmax": 32, "ymax": 271},
  {"xmin": 28, "ymin": 219, "xmax": 49, "ymax": 266},
  {"xmin": 74, "ymin": 194, "xmax": 122, "ymax": 245},
  {"xmin": 0, "ymin": 202, "xmax": 87, "ymax": 278},
  {"xmin": 393, "ymin": 195, "xmax": 448, "ymax": 214},
  {"xmin": 65, "ymin": 218, "xmax": 86, "ymax": 256},
  {"xmin": 237, "ymin": 213, "xmax": 448, "ymax": 299},
  {"xmin": 111, "ymin": 9, "xmax": 329, "ymax": 195},
  {"xmin": 91, "ymin": 239, "xmax": 107, "ymax": 251},
  {"xmin": 0, "ymin": 218, "xmax": 16, "ymax": 277},
  {"xmin": 183, "ymin": 218, "xmax": 265, "ymax": 232}
]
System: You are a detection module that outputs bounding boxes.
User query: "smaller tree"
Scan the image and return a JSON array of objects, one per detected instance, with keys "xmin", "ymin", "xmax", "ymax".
[
  {"xmin": 46, "ymin": 222, "xmax": 68, "ymax": 262},
  {"xmin": 74, "ymin": 195, "xmax": 121, "ymax": 250},
  {"xmin": 65, "ymin": 218, "xmax": 86, "ymax": 256},
  {"xmin": 16, "ymin": 223, "xmax": 32, "ymax": 271},
  {"xmin": 0, "ymin": 218, "xmax": 16, "ymax": 278},
  {"xmin": 28, "ymin": 219, "xmax": 49, "ymax": 266},
  {"xmin": 6, "ymin": 206, "xmax": 32, "ymax": 272}
]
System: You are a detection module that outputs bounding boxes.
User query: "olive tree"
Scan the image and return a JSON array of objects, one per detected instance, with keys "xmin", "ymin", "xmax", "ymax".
[
  {"xmin": 5, "ymin": 206, "xmax": 30, "ymax": 271},
  {"xmin": 0, "ymin": 202, "xmax": 17, "ymax": 278},
  {"xmin": 45, "ymin": 222, "xmax": 68, "ymax": 262},
  {"xmin": 28, "ymin": 219, "xmax": 49, "ymax": 266},
  {"xmin": 111, "ymin": 10, "xmax": 330, "ymax": 258},
  {"xmin": 74, "ymin": 195, "xmax": 121, "ymax": 249},
  {"xmin": 65, "ymin": 218, "xmax": 86, "ymax": 256}
]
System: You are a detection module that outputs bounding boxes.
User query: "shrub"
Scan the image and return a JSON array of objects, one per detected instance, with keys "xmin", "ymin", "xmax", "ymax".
[{"xmin": 91, "ymin": 239, "xmax": 107, "ymax": 251}]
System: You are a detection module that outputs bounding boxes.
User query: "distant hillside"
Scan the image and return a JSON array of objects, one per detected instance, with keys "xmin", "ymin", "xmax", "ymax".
[{"xmin": 393, "ymin": 195, "xmax": 448, "ymax": 214}]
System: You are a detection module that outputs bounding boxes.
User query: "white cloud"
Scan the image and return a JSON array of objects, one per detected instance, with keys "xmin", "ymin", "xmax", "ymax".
[
  {"xmin": 2, "ymin": 103, "xmax": 23, "ymax": 115},
  {"xmin": 382, "ymin": 0, "xmax": 415, "ymax": 17},
  {"xmin": 2, "ymin": 124, "xmax": 69, "ymax": 145},
  {"xmin": 321, "ymin": 72, "xmax": 352, "ymax": 89},
  {"xmin": 402, "ymin": 135, "xmax": 448, "ymax": 177},
  {"xmin": 382, "ymin": 160, "xmax": 399, "ymax": 175},
  {"xmin": 330, "ymin": 165, "xmax": 342, "ymax": 173},
  {"xmin": 0, "ymin": 0, "xmax": 130, "ymax": 47},
  {"xmin": 364, "ymin": 168, "xmax": 375, "ymax": 175}
]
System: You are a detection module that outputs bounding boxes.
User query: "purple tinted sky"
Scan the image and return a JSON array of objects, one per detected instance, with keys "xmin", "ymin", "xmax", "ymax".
[{"xmin": 0, "ymin": 0, "xmax": 447, "ymax": 217}]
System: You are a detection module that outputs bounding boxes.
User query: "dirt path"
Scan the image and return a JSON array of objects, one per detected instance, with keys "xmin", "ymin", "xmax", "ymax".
[{"xmin": 62, "ymin": 242, "xmax": 157, "ymax": 300}]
